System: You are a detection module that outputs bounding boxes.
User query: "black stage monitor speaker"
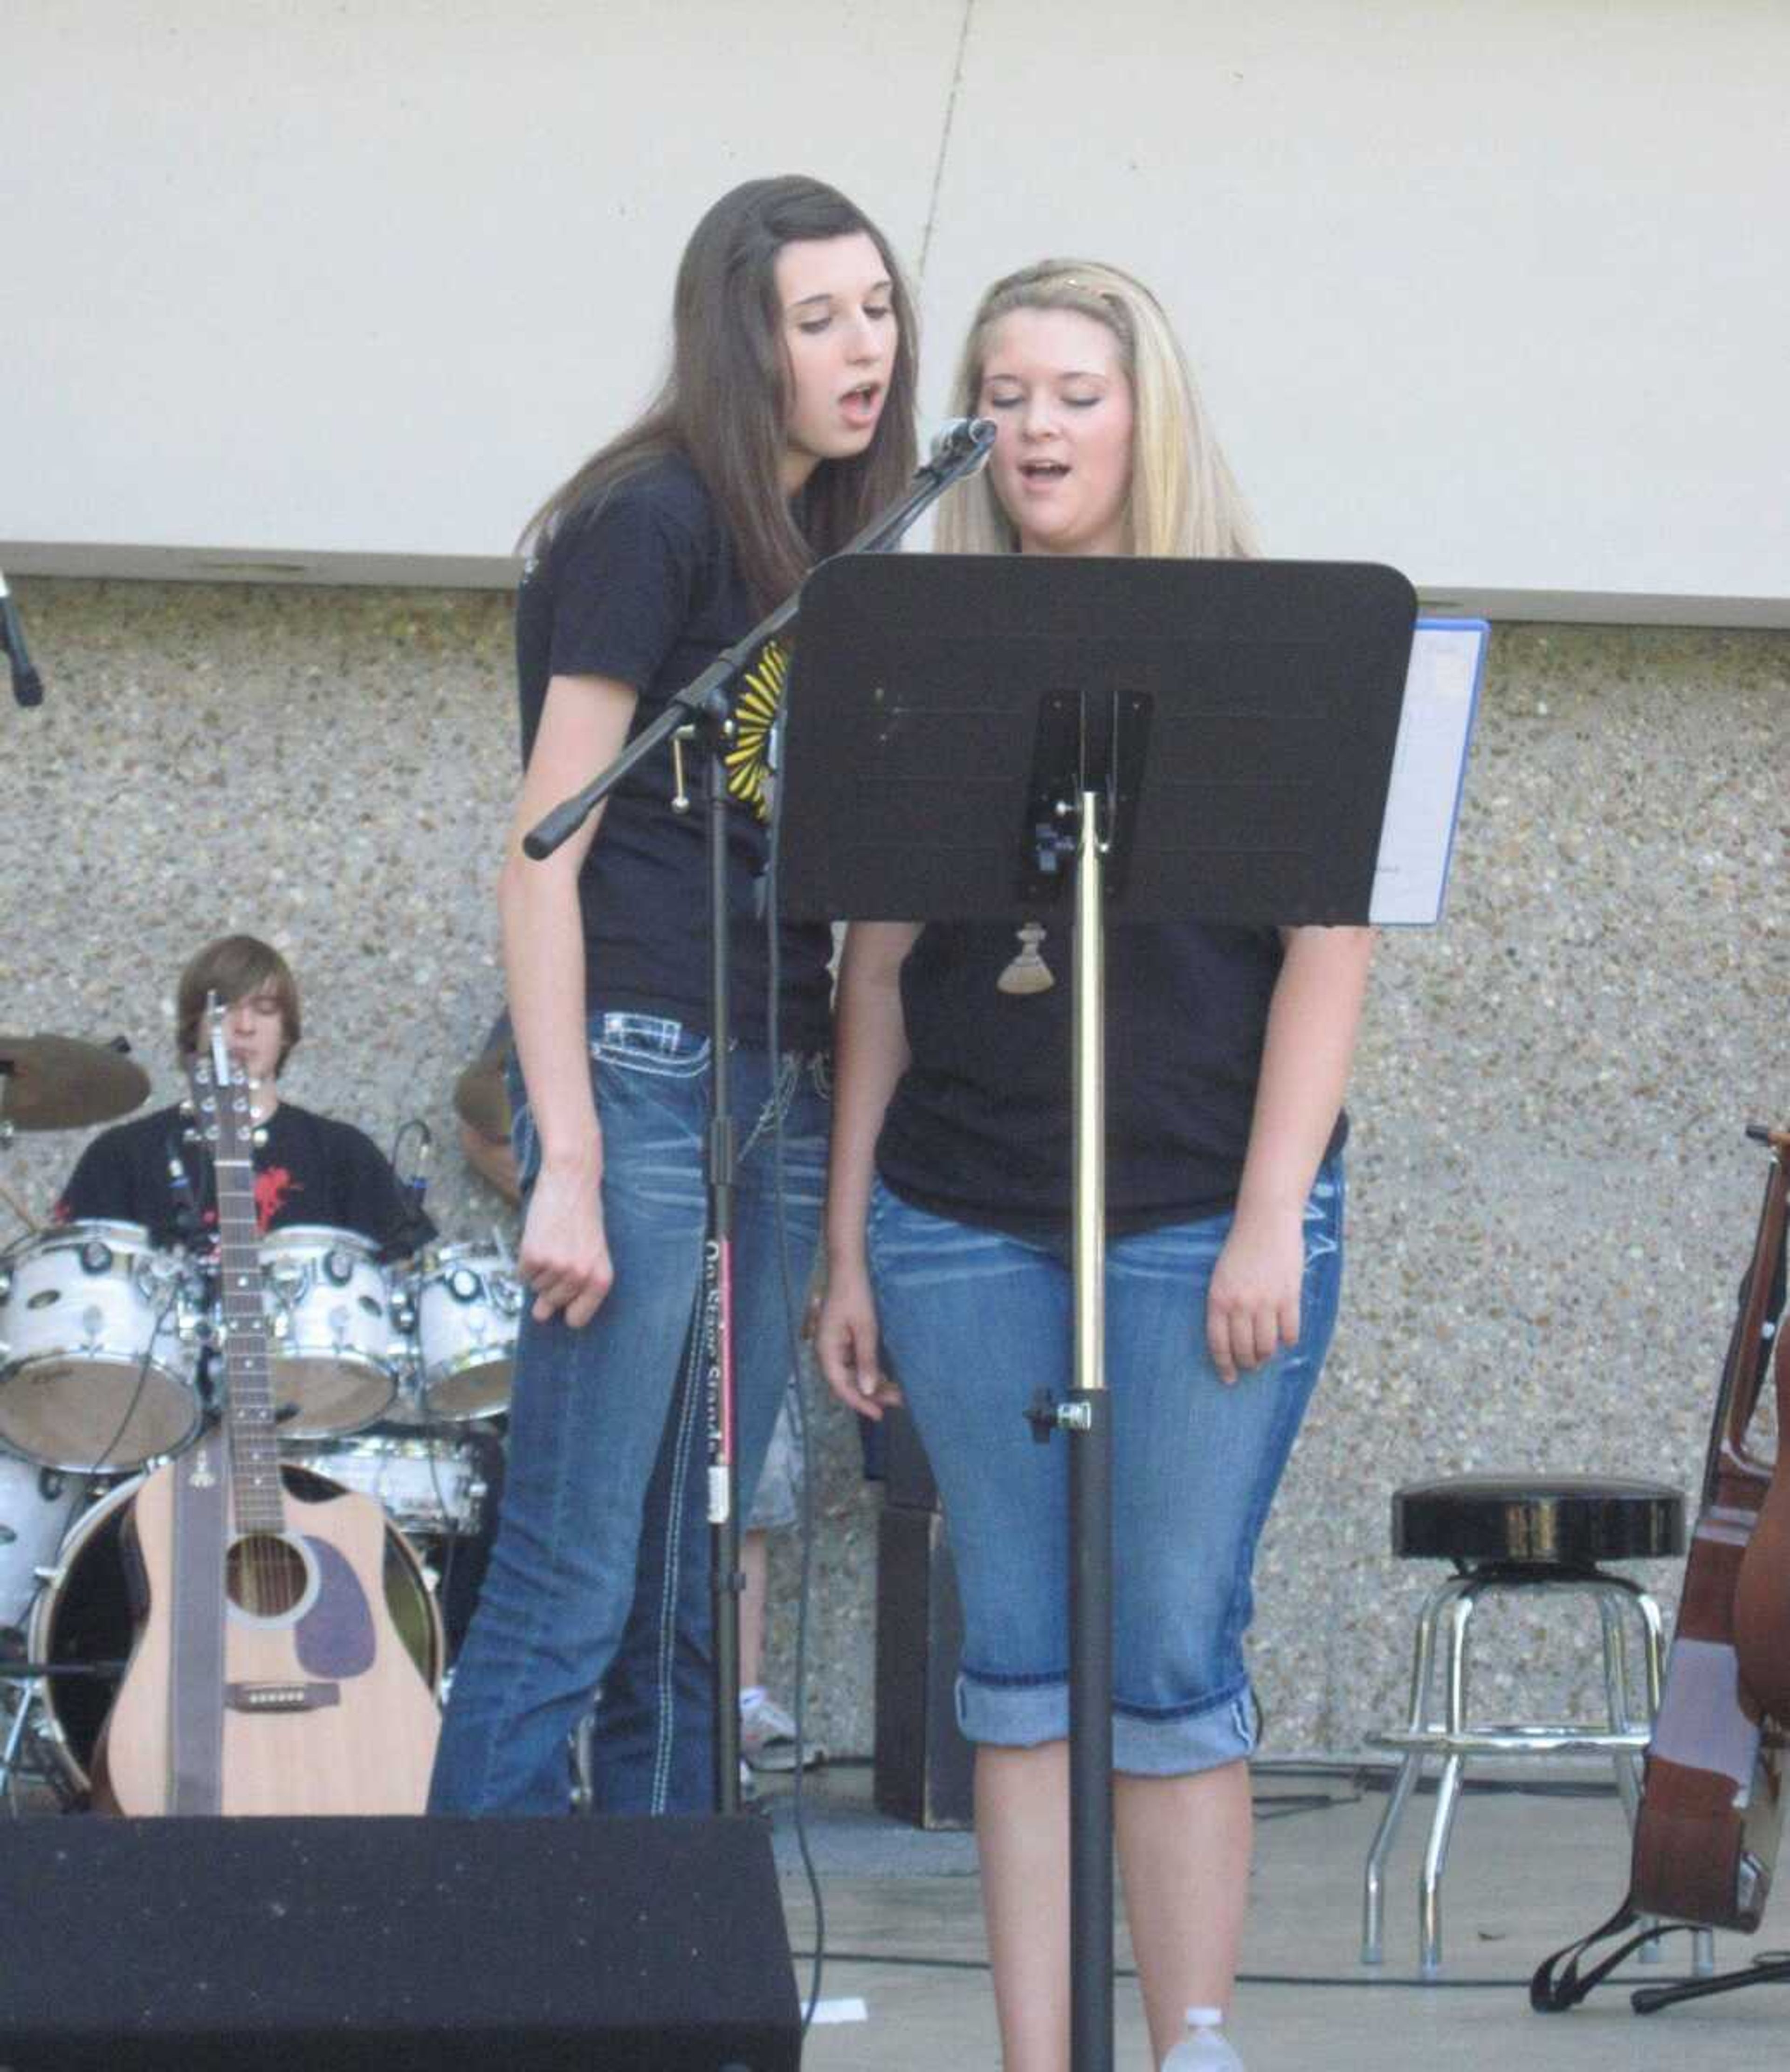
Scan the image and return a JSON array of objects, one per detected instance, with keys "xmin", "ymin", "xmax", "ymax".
[{"xmin": 0, "ymin": 1814, "xmax": 799, "ymax": 2070}]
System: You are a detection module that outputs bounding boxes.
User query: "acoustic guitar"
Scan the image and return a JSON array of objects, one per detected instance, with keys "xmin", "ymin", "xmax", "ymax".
[{"xmin": 94, "ymin": 1003, "xmax": 440, "ymax": 1814}]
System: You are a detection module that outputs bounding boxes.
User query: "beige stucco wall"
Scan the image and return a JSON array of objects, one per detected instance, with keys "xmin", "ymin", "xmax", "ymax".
[
  {"xmin": 7, "ymin": 3, "xmax": 1790, "ymax": 618},
  {"xmin": 4, "ymin": 579, "xmax": 1784, "ymax": 1755}
]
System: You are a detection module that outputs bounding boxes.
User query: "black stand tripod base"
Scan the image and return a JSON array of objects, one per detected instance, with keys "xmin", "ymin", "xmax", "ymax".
[{"xmin": 1633, "ymin": 1953, "xmax": 1790, "ymax": 2014}]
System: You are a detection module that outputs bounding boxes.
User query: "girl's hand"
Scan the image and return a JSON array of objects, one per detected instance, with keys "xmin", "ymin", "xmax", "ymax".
[
  {"xmin": 517, "ymin": 1162, "xmax": 613, "ymax": 1328},
  {"xmin": 1205, "ymin": 1204, "xmax": 1304, "ymax": 1385},
  {"xmin": 816, "ymin": 1258, "xmax": 903, "ymax": 1420}
]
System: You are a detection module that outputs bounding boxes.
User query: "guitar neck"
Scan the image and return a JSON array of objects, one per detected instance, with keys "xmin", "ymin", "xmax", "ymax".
[{"xmin": 200, "ymin": 1068, "xmax": 286, "ymax": 1538}]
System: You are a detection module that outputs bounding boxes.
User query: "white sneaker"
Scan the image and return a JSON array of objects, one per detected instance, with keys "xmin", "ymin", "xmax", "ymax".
[{"xmin": 739, "ymin": 1689, "xmax": 826, "ymax": 1773}]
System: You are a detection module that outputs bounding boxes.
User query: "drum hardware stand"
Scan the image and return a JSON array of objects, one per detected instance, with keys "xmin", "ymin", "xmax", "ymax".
[
  {"xmin": 1630, "ymin": 1945, "xmax": 1790, "ymax": 2014},
  {"xmin": 776, "ymin": 550, "xmax": 1418, "ymax": 2072},
  {"xmin": 0, "ymin": 1658, "xmax": 126, "ymax": 1810},
  {"xmin": 525, "ymin": 419, "xmax": 998, "ymax": 1816},
  {"xmin": 0, "ymin": 1669, "xmax": 56, "ymax": 1807}
]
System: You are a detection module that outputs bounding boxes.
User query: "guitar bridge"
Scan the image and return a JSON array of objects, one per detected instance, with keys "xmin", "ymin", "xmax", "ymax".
[{"xmin": 225, "ymin": 1680, "xmax": 341, "ymax": 1713}]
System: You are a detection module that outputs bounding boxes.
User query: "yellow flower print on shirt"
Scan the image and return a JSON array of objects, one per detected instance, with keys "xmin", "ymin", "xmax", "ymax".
[{"xmin": 724, "ymin": 637, "xmax": 787, "ymax": 822}]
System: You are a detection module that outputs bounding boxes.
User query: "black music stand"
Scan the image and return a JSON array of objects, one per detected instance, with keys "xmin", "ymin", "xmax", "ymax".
[{"xmin": 780, "ymin": 551, "xmax": 1416, "ymax": 2072}]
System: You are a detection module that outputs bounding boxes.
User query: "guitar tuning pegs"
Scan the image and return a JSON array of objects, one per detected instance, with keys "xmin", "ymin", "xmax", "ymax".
[{"xmin": 252, "ymin": 1127, "xmax": 268, "ymax": 1149}]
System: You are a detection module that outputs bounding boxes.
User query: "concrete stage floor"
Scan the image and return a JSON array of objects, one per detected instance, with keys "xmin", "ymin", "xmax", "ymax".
[{"xmin": 762, "ymin": 1760, "xmax": 1788, "ymax": 2070}]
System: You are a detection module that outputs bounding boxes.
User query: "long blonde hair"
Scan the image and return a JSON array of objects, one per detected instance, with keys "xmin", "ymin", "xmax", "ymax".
[{"xmin": 936, "ymin": 259, "xmax": 1259, "ymax": 560}]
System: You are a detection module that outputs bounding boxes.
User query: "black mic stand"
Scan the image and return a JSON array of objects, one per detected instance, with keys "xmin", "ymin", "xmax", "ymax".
[
  {"xmin": 0, "ymin": 569, "xmax": 45, "ymax": 708},
  {"xmin": 524, "ymin": 419, "xmax": 996, "ymax": 1816}
]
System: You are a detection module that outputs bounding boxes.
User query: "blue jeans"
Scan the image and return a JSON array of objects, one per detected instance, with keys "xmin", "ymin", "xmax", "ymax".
[
  {"xmin": 868, "ymin": 1160, "xmax": 1342, "ymax": 1775},
  {"xmin": 429, "ymin": 1013, "xmax": 828, "ymax": 1815}
]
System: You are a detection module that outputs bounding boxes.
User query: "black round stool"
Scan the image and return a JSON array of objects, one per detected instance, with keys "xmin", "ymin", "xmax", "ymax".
[{"xmin": 1360, "ymin": 1474, "xmax": 1684, "ymax": 1974}]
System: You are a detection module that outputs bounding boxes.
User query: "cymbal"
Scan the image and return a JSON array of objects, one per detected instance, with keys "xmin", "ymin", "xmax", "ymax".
[
  {"xmin": 453, "ymin": 1049, "xmax": 511, "ymax": 1143},
  {"xmin": 0, "ymin": 1033, "xmax": 151, "ymax": 1131}
]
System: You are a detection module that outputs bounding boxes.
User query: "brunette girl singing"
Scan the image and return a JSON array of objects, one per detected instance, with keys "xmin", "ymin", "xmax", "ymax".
[{"xmin": 432, "ymin": 175, "xmax": 916, "ymax": 1816}]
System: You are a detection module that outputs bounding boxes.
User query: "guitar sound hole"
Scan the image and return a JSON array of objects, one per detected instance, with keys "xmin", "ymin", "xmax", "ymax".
[{"xmin": 226, "ymin": 1535, "xmax": 309, "ymax": 1618}]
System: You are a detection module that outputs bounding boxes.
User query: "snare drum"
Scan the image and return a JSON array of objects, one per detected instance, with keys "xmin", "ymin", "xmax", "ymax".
[
  {"xmin": 405, "ymin": 1243, "xmax": 523, "ymax": 1423},
  {"xmin": 0, "ymin": 1222, "xmax": 203, "ymax": 1471},
  {"xmin": 28, "ymin": 1464, "xmax": 444, "ymax": 1797},
  {"xmin": 259, "ymin": 1226, "xmax": 407, "ymax": 1438},
  {"xmin": 0, "ymin": 1454, "xmax": 89, "ymax": 1638},
  {"xmin": 283, "ymin": 1434, "xmax": 487, "ymax": 1544}
]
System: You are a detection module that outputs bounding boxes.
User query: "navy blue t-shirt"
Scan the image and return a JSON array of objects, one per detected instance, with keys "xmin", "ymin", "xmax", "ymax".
[
  {"xmin": 514, "ymin": 454, "xmax": 832, "ymax": 1050},
  {"xmin": 876, "ymin": 920, "xmax": 1347, "ymax": 1235}
]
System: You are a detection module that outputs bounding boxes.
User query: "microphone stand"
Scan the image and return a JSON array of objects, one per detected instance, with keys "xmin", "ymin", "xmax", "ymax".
[
  {"xmin": 1, "ymin": 569, "xmax": 46, "ymax": 708},
  {"xmin": 525, "ymin": 420, "xmax": 995, "ymax": 1815}
]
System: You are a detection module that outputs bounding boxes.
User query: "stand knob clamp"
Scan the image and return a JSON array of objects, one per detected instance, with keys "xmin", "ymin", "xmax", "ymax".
[{"xmin": 1026, "ymin": 1389, "xmax": 1092, "ymax": 1442}]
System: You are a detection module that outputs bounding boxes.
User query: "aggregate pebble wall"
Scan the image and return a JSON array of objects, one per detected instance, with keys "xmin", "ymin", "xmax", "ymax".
[{"xmin": 3, "ymin": 580, "xmax": 1785, "ymax": 1756}]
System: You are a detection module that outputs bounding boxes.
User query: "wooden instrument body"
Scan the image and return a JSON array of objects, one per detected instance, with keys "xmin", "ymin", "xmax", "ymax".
[
  {"xmin": 1733, "ymin": 1336, "xmax": 1790, "ymax": 1725},
  {"xmin": 1630, "ymin": 1461, "xmax": 1783, "ymax": 1927},
  {"xmin": 95, "ymin": 1458, "xmax": 439, "ymax": 1816},
  {"xmin": 1629, "ymin": 1131, "xmax": 1788, "ymax": 1931},
  {"xmin": 91, "ymin": 1001, "xmax": 440, "ymax": 1816}
]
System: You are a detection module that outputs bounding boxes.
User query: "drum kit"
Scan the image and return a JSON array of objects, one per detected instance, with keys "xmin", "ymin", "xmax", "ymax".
[{"xmin": 0, "ymin": 1028, "xmax": 520, "ymax": 1803}]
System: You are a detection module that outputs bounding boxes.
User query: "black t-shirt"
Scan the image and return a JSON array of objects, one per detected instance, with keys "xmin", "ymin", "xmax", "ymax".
[
  {"xmin": 876, "ymin": 921, "xmax": 1348, "ymax": 1236},
  {"xmin": 514, "ymin": 454, "xmax": 832, "ymax": 1050},
  {"xmin": 54, "ymin": 1101, "xmax": 435, "ymax": 1258}
]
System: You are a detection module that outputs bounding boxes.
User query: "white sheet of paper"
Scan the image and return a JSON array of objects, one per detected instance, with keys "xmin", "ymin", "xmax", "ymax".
[{"xmin": 1370, "ymin": 618, "xmax": 1487, "ymax": 925}]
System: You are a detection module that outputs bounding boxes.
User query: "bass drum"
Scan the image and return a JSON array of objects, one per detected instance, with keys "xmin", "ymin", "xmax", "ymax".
[
  {"xmin": 0, "ymin": 1453, "xmax": 89, "ymax": 1640},
  {"xmin": 28, "ymin": 1464, "xmax": 444, "ymax": 1797},
  {"xmin": 282, "ymin": 1434, "xmax": 488, "ymax": 1546}
]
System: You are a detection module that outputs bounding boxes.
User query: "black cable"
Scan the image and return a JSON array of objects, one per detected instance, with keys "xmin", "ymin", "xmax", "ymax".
[
  {"xmin": 760, "ymin": 704, "xmax": 830, "ymax": 2036},
  {"xmin": 782, "ymin": 1948, "xmax": 1701, "ymax": 1994},
  {"xmin": 80, "ymin": 1272, "xmax": 185, "ymax": 1477}
]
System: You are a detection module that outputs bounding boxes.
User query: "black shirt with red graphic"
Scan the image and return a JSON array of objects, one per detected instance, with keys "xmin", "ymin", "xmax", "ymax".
[{"xmin": 53, "ymin": 1101, "xmax": 434, "ymax": 1259}]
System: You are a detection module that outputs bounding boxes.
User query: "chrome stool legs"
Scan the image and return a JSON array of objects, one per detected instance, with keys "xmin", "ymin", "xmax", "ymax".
[{"xmin": 1361, "ymin": 1568, "xmax": 1668, "ymax": 1975}]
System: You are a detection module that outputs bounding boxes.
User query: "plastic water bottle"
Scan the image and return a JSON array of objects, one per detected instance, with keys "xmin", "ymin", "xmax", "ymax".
[{"xmin": 1161, "ymin": 2005, "xmax": 1245, "ymax": 2072}]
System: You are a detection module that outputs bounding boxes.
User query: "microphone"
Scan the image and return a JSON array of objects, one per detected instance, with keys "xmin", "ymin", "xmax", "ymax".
[
  {"xmin": 927, "ymin": 416, "xmax": 998, "ymax": 477},
  {"xmin": 0, "ymin": 572, "xmax": 44, "ymax": 709},
  {"xmin": 392, "ymin": 1119, "xmax": 434, "ymax": 1212}
]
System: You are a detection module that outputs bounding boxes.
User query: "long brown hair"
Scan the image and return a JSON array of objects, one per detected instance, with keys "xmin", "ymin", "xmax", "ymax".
[{"xmin": 524, "ymin": 176, "xmax": 919, "ymax": 605}]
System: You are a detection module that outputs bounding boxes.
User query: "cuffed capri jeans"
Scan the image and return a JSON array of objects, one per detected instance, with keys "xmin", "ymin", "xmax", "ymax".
[{"xmin": 868, "ymin": 1159, "xmax": 1342, "ymax": 1775}]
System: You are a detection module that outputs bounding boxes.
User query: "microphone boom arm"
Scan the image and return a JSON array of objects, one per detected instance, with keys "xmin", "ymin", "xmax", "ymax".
[{"xmin": 522, "ymin": 421, "xmax": 997, "ymax": 861}]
